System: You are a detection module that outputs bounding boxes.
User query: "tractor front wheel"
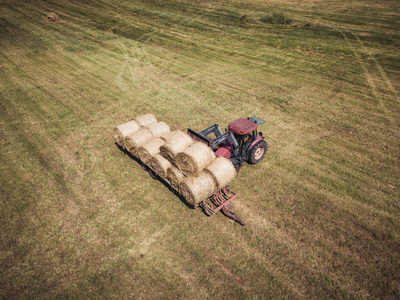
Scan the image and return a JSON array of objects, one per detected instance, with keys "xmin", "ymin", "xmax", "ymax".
[{"xmin": 248, "ymin": 140, "xmax": 268, "ymax": 164}]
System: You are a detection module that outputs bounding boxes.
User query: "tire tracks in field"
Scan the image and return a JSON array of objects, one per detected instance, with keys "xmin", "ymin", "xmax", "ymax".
[
  {"xmin": 0, "ymin": 52, "xmax": 71, "ymax": 129},
  {"xmin": 349, "ymin": 31, "xmax": 399, "ymax": 103},
  {"xmin": 0, "ymin": 86, "xmax": 72, "ymax": 198},
  {"xmin": 114, "ymin": 39, "xmax": 267, "ymax": 120},
  {"xmin": 335, "ymin": 27, "xmax": 397, "ymax": 127},
  {"xmin": 112, "ymin": 4, "xmax": 269, "ymax": 116},
  {"xmin": 234, "ymin": 201, "xmax": 373, "ymax": 298},
  {"xmin": 114, "ymin": 6, "xmax": 204, "ymax": 96},
  {"xmin": 107, "ymin": 1, "xmax": 309, "ymax": 122},
  {"xmin": 0, "ymin": 13, "xmax": 91, "ymax": 125},
  {"xmin": 0, "ymin": 2, "xmax": 127, "ymax": 129}
]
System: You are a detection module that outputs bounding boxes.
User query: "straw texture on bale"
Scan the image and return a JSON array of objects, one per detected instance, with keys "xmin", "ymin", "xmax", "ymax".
[
  {"xmin": 146, "ymin": 122, "xmax": 171, "ymax": 138},
  {"xmin": 47, "ymin": 12, "xmax": 60, "ymax": 22},
  {"xmin": 174, "ymin": 142, "xmax": 216, "ymax": 176},
  {"xmin": 180, "ymin": 172, "xmax": 216, "ymax": 206},
  {"xmin": 113, "ymin": 120, "xmax": 141, "ymax": 146},
  {"xmin": 150, "ymin": 154, "xmax": 172, "ymax": 178},
  {"xmin": 159, "ymin": 131, "xmax": 176, "ymax": 142},
  {"xmin": 166, "ymin": 166, "xmax": 186, "ymax": 191},
  {"xmin": 134, "ymin": 113, "xmax": 157, "ymax": 127},
  {"xmin": 124, "ymin": 128, "xmax": 154, "ymax": 155},
  {"xmin": 204, "ymin": 157, "xmax": 237, "ymax": 190},
  {"xmin": 137, "ymin": 138, "xmax": 165, "ymax": 164},
  {"xmin": 159, "ymin": 130, "xmax": 194, "ymax": 163}
]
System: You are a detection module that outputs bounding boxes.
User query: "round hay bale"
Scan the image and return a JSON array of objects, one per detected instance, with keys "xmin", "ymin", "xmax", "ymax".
[
  {"xmin": 134, "ymin": 113, "xmax": 157, "ymax": 127},
  {"xmin": 146, "ymin": 121, "xmax": 171, "ymax": 138},
  {"xmin": 47, "ymin": 12, "xmax": 61, "ymax": 22},
  {"xmin": 113, "ymin": 120, "xmax": 141, "ymax": 146},
  {"xmin": 204, "ymin": 157, "xmax": 237, "ymax": 190},
  {"xmin": 180, "ymin": 172, "xmax": 216, "ymax": 206},
  {"xmin": 150, "ymin": 154, "xmax": 172, "ymax": 178},
  {"xmin": 166, "ymin": 166, "xmax": 186, "ymax": 191},
  {"xmin": 137, "ymin": 137, "xmax": 165, "ymax": 164},
  {"xmin": 124, "ymin": 128, "xmax": 154, "ymax": 155},
  {"xmin": 159, "ymin": 131, "xmax": 176, "ymax": 142},
  {"xmin": 174, "ymin": 142, "xmax": 216, "ymax": 176},
  {"xmin": 159, "ymin": 130, "xmax": 194, "ymax": 163}
]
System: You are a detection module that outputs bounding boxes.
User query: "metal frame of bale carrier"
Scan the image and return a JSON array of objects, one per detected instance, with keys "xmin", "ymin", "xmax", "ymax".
[{"xmin": 140, "ymin": 161, "xmax": 245, "ymax": 225}]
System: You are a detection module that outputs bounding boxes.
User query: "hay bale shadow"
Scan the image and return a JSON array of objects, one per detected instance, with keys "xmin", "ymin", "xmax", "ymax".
[{"xmin": 114, "ymin": 142, "xmax": 194, "ymax": 210}]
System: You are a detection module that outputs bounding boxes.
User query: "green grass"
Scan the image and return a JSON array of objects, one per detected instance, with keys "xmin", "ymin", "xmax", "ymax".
[
  {"xmin": 260, "ymin": 12, "xmax": 293, "ymax": 25},
  {"xmin": 0, "ymin": 0, "xmax": 399, "ymax": 298}
]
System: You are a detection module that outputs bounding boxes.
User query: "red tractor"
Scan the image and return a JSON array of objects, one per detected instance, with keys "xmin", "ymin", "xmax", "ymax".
[
  {"xmin": 187, "ymin": 117, "xmax": 268, "ymax": 225},
  {"xmin": 188, "ymin": 117, "xmax": 268, "ymax": 172}
]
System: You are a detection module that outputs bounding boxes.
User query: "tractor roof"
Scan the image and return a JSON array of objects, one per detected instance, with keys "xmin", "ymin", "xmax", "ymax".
[{"xmin": 228, "ymin": 118, "xmax": 258, "ymax": 135}]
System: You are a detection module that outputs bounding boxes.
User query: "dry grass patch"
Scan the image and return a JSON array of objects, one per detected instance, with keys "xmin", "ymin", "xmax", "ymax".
[{"xmin": 1, "ymin": 0, "xmax": 399, "ymax": 298}]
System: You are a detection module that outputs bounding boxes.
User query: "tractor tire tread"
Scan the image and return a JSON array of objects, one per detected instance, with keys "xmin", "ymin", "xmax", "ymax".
[{"xmin": 248, "ymin": 140, "xmax": 268, "ymax": 164}]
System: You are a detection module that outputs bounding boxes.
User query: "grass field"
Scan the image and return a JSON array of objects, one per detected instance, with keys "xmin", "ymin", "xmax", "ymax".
[{"xmin": 1, "ymin": 0, "xmax": 399, "ymax": 298}]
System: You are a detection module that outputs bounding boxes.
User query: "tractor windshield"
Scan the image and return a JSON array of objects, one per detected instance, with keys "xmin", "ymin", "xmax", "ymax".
[{"xmin": 233, "ymin": 131, "xmax": 257, "ymax": 153}]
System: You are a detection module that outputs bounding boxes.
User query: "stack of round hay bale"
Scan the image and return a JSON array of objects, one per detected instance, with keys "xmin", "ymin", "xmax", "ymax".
[
  {"xmin": 113, "ymin": 119, "xmax": 141, "ymax": 148},
  {"xmin": 124, "ymin": 114, "xmax": 171, "ymax": 156},
  {"xmin": 164, "ymin": 136, "xmax": 236, "ymax": 206},
  {"xmin": 158, "ymin": 130, "xmax": 194, "ymax": 184},
  {"xmin": 114, "ymin": 115, "xmax": 237, "ymax": 206},
  {"xmin": 159, "ymin": 130, "xmax": 194, "ymax": 163},
  {"xmin": 177, "ymin": 155, "xmax": 237, "ymax": 206},
  {"xmin": 113, "ymin": 113, "xmax": 170, "ymax": 164}
]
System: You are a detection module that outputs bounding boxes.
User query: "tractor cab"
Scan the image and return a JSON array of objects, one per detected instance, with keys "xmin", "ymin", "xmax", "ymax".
[
  {"xmin": 228, "ymin": 117, "xmax": 266, "ymax": 155},
  {"xmin": 187, "ymin": 116, "xmax": 268, "ymax": 170},
  {"xmin": 228, "ymin": 118, "xmax": 259, "ymax": 154}
]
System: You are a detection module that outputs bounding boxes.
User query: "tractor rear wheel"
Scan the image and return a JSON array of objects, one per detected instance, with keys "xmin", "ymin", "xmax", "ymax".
[{"xmin": 248, "ymin": 140, "xmax": 268, "ymax": 164}]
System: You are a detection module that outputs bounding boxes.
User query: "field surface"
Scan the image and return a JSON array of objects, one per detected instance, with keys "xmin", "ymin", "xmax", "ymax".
[{"xmin": 1, "ymin": 0, "xmax": 399, "ymax": 298}]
